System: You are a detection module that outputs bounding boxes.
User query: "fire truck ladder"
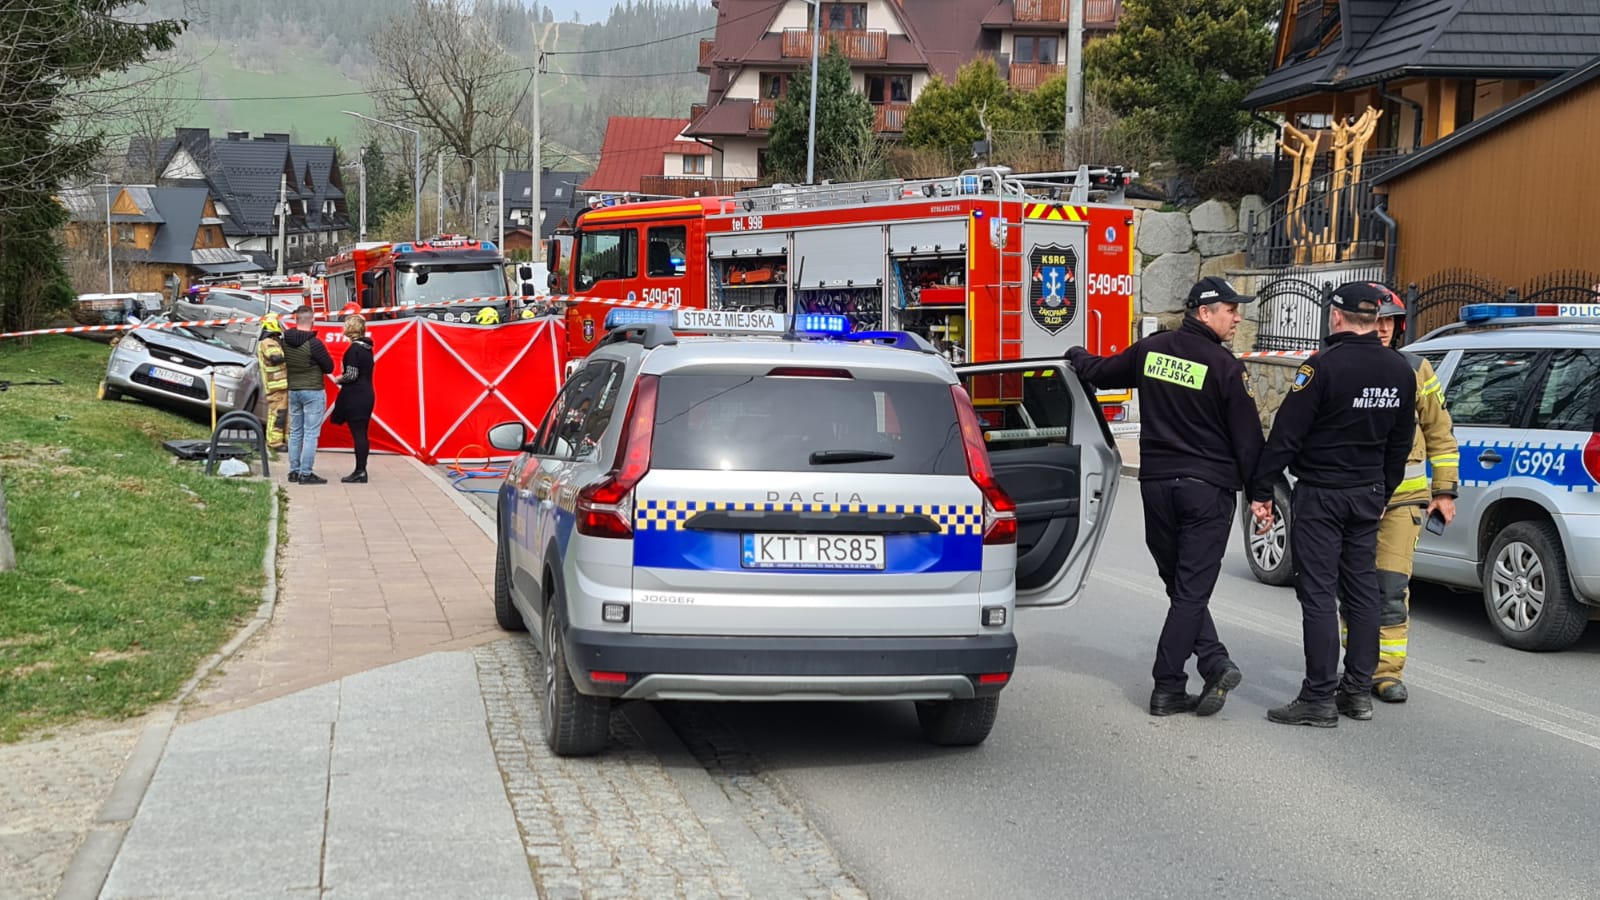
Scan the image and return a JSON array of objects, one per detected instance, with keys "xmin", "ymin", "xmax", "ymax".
[{"xmin": 719, "ymin": 165, "xmax": 1137, "ymax": 214}]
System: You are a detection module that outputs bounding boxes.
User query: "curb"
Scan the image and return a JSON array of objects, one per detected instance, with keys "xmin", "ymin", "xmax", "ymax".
[{"xmin": 56, "ymin": 481, "xmax": 284, "ymax": 900}]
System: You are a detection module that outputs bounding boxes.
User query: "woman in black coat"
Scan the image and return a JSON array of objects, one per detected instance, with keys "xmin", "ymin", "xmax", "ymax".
[{"xmin": 330, "ymin": 314, "xmax": 376, "ymax": 483}]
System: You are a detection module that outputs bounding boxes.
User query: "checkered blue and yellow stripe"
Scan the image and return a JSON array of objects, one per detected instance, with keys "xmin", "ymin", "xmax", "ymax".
[{"xmin": 635, "ymin": 500, "xmax": 982, "ymax": 535}]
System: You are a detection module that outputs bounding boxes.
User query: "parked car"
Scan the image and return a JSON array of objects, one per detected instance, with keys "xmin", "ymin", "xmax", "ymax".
[
  {"xmin": 486, "ymin": 309, "xmax": 1120, "ymax": 755},
  {"xmin": 1244, "ymin": 304, "xmax": 1600, "ymax": 651},
  {"xmin": 100, "ymin": 314, "xmax": 263, "ymax": 418}
]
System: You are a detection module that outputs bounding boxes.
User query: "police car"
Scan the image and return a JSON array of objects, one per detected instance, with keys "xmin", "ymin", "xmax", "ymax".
[
  {"xmin": 486, "ymin": 309, "xmax": 1121, "ymax": 756},
  {"xmin": 1246, "ymin": 302, "xmax": 1600, "ymax": 652}
]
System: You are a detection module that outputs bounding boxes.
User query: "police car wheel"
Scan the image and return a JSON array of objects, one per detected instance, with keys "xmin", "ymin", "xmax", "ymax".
[
  {"xmin": 541, "ymin": 604, "xmax": 611, "ymax": 756},
  {"xmin": 1483, "ymin": 520, "xmax": 1588, "ymax": 652},
  {"xmin": 1243, "ymin": 482, "xmax": 1294, "ymax": 587},
  {"xmin": 915, "ymin": 695, "xmax": 1000, "ymax": 747},
  {"xmin": 493, "ymin": 533, "xmax": 524, "ymax": 631},
  {"xmin": 98, "ymin": 380, "xmax": 122, "ymax": 402}
]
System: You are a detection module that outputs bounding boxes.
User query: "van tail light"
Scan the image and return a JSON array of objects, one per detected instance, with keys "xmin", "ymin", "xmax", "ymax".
[
  {"xmin": 1584, "ymin": 434, "xmax": 1600, "ymax": 485},
  {"xmin": 951, "ymin": 384, "xmax": 1017, "ymax": 545},
  {"xmin": 576, "ymin": 375, "xmax": 659, "ymax": 538}
]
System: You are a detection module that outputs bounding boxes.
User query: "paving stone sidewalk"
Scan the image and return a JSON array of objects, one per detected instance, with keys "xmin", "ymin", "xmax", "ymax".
[{"xmin": 81, "ymin": 453, "xmax": 865, "ymax": 899}]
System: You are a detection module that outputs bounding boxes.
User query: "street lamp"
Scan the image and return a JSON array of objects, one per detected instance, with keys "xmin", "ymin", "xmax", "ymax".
[
  {"xmin": 804, "ymin": 0, "xmax": 821, "ymax": 184},
  {"xmin": 341, "ymin": 110, "xmax": 422, "ymax": 241}
]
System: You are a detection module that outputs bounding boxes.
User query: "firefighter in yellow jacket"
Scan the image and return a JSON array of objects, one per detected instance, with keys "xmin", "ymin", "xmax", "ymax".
[
  {"xmin": 1371, "ymin": 288, "xmax": 1459, "ymax": 702},
  {"xmin": 257, "ymin": 313, "xmax": 290, "ymax": 451}
]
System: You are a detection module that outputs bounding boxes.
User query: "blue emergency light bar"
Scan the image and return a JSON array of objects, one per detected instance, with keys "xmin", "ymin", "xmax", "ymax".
[
  {"xmin": 1460, "ymin": 302, "xmax": 1600, "ymax": 322},
  {"xmin": 600, "ymin": 308, "xmax": 851, "ymax": 337}
]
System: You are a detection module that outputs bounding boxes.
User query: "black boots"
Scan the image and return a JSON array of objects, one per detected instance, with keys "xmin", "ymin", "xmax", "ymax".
[
  {"xmin": 1149, "ymin": 690, "xmax": 1201, "ymax": 716},
  {"xmin": 298, "ymin": 473, "xmax": 327, "ymax": 485},
  {"xmin": 1335, "ymin": 688, "xmax": 1374, "ymax": 721},
  {"xmin": 1267, "ymin": 698, "xmax": 1338, "ymax": 728},
  {"xmin": 1373, "ymin": 679, "xmax": 1408, "ymax": 703},
  {"xmin": 341, "ymin": 470, "xmax": 368, "ymax": 483},
  {"xmin": 1196, "ymin": 661, "xmax": 1243, "ymax": 717}
]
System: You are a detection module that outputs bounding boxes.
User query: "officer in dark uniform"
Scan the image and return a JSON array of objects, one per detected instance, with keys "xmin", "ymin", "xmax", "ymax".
[
  {"xmin": 1067, "ymin": 276, "xmax": 1264, "ymax": 717},
  {"xmin": 1249, "ymin": 282, "xmax": 1416, "ymax": 727}
]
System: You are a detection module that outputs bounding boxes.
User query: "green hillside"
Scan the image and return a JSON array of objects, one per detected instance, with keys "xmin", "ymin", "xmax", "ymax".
[{"xmin": 160, "ymin": 37, "xmax": 376, "ymax": 145}]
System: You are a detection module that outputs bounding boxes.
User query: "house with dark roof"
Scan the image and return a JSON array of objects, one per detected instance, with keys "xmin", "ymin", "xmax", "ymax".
[
  {"xmin": 580, "ymin": 118, "xmax": 715, "ymax": 197},
  {"xmin": 1245, "ymin": 1, "xmax": 1600, "ymax": 153},
  {"xmin": 687, "ymin": 0, "xmax": 1122, "ymax": 182},
  {"xmin": 60, "ymin": 184, "xmax": 262, "ymax": 296},
  {"xmin": 127, "ymin": 129, "xmax": 354, "ymax": 272},
  {"xmin": 1369, "ymin": 53, "xmax": 1600, "ymax": 307},
  {"xmin": 495, "ymin": 169, "xmax": 591, "ymax": 253}
]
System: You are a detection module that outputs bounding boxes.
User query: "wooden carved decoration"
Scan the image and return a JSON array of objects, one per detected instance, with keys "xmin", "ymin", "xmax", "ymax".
[{"xmin": 1279, "ymin": 107, "xmax": 1383, "ymax": 265}]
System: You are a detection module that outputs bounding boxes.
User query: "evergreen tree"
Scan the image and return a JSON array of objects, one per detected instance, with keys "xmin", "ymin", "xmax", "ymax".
[
  {"xmin": 1085, "ymin": 0, "xmax": 1277, "ymax": 170},
  {"xmin": 901, "ymin": 58, "xmax": 1017, "ymax": 161},
  {"xmin": 0, "ymin": 1, "xmax": 183, "ymax": 333},
  {"xmin": 766, "ymin": 46, "xmax": 874, "ymax": 184}
]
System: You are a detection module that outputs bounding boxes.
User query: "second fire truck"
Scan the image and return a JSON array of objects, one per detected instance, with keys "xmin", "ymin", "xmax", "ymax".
[
  {"xmin": 547, "ymin": 166, "xmax": 1140, "ymax": 418},
  {"xmin": 325, "ymin": 236, "xmax": 526, "ymax": 323}
]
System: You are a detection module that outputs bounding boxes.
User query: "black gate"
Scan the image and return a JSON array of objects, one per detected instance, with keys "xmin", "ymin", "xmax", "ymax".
[
  {"xmin": 1406, "ymin": 269, "xmax": 1600, "ymax": 339},
  {"xmin": 1252, "ymin": 277, "xmax": 1330, "ymax": 352}
]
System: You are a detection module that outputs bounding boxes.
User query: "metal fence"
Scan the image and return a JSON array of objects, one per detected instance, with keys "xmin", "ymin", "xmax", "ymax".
[{"xmin": 1251, "ymin": 265, "xmax": 1386, "ymax": 352}]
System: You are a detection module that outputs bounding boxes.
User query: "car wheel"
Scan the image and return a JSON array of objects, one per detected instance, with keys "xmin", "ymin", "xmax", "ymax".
[
  {"xmin": 244, "ymin": 391, "xmax": 261, "ymax": 419},
  {"xmin": 97, "ymin": 380, "xmax": 122, "ymax": 402},
  {"xmin": 1483, "ymin": 520, "xmax": 1588, "ymax": 652},
  {"xmin": 915, "ymin": 695, "xmax": 1000, "ymax": 747},
  {"xmin": 541, "ymin": 605, "xmax": 611, "ymax": 756},
  {"xmin": 493, "ymin": 530, "xmax": 525, "ymax": 631},
  {"xmin": 1244, "ymin": 482, "xmax": 1294, "ymax": 586}
]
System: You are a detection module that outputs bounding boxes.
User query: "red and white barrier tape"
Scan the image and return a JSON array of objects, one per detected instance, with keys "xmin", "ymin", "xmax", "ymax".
[
  {"xmin": 1237, "ymin": 350, "xmax": 1314, "ymax": 359},
  {"xmin": 0, "ymin": 294, "xmax": 677, "ymax": 341}
]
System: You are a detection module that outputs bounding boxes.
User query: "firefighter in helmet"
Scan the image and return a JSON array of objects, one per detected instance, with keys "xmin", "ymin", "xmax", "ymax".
[
  {"xmin": 474, "ymin": 306, "xmax": 501, "ymax": 326},
  {"xmin": 1363, "ymin": 288, "xmax": 1459, "ymax": 702},
  {"xmin": 257, "ymin": 312, "xmax": 291, "ymax": 451}
]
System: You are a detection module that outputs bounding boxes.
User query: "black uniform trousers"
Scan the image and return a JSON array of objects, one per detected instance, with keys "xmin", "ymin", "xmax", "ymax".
[
  {"xmin": 1290, "ymin": 482, "xmax": 1386, "ymax": 702},
  {"xmin": 1142, "ymin": 477, "xmax": 1234, "ymax": 693}
]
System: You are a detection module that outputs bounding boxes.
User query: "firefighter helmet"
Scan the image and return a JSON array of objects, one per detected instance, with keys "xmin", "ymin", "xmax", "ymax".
[
  {"xmin": 474, "ymin": 306, "xmax": 501, "ymax": 325},
  {"xmin": 262, "ymin": 312, "xmax": 283, "ymax": 334}
]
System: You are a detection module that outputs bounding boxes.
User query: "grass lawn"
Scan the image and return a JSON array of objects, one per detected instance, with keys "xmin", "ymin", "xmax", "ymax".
[{"xmin": 0, "ymin": 336, "xmax": 274, "ymax": 742}]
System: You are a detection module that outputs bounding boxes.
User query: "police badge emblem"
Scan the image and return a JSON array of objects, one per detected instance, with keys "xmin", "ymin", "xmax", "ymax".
[{"xmin": 1027, "ymin": 243, "xmax": 1079, "ymax": 335}]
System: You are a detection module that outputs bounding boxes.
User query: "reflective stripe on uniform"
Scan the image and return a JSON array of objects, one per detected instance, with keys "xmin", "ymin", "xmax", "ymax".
[
  {"xmin": 1430, "ymin": 453, "xmax": 1460, "ymax": 466},
  {"xmin": 1379, "ymin": 639, "xmax": 1408, "ymax": 657},
  {"xmin": 1396, "ymin": 475, "xmax": 1431, "ymax": 494},
  {"xmin": 1422, "ymin": 376, "xmax": 1442, "ymax": 398}
]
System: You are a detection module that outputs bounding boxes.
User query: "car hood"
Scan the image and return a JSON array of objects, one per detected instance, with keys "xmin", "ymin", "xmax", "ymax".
[{"xmin": 137, "ymin": 331, "xmax": 253, "ymax": 366}]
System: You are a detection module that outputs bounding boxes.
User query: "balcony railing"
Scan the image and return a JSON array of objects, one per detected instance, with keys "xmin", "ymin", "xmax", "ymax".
[
  {"xmin": 874, "ymin": 103, "xmax": 910, "ymax": 133},
  {"xmin": 751, "ymin": 100, "xmax": 776, "ymax": 130},
  {"xmin": 1009, "ymin": 62, "xmax": 1064, "ymax": 92},
  {"xmin": 782, "ymin": 28, "xmax": 888, "ymax": 60},
  {"xmin": 1015, "ymin": 0, "xmax": 1069, "ymax": 21},
  {"xmin": 639, "ymin": 176, "xmax": 760, "ymax": 198},
  {"xmin": 1012, "ymin": 0, "xmax": 1120, "ymax": 26},
  {"xmin": 699, "ymin": 38, "xmax": 714, "ymax": 67},
  {"xmin": 1086, "ymin": 0, "xmax": 1119, "ymax": 25}
]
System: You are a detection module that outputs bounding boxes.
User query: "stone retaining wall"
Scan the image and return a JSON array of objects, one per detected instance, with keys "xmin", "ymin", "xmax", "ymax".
[
  {"xmin": 1132, "ymin": 195, "xmax": 1265, "ymax": 349},
  {"xmin": 1240, "ymin": 353, "xmax": 1310, "ymax": 436}
]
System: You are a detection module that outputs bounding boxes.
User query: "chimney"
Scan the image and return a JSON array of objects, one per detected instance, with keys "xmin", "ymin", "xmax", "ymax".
[
  {"xmin": 261, "ymin": 133, "xmax": 291, "ymax": 143},
  {"xmin": 227, "ymin": 131, "xmax": 249, "ymax": 141}
]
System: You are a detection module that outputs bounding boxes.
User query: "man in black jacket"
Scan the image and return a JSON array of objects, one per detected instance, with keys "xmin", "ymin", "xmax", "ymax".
[
  {"xmin": 1067, "ymin": 277, "xmax": 1264, "ymax": 717},
  {"xmin": 282, "ymin": 305, "xmax": 335, "ymax": 485},
  {"xmin": 1249, "ymin": 282, "xmax": 1415, "ymax": 727}
]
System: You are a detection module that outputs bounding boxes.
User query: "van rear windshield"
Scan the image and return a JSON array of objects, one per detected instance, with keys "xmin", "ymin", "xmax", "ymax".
[{"xmin": 651, "ymin": 373, "xmax": 967, "ymax": 474}]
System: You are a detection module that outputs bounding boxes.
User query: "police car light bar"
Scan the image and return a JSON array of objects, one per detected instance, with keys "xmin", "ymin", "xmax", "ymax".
[
  {"xmin": 600, "ymin": 308, "xmax": 850, "ymax": 336},
  {"xmin": 1460, "ymin": 302, "xmax": 1600, "ymax": 322}
]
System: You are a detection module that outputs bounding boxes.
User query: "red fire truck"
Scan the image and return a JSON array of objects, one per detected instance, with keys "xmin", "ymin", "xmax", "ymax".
[
  {"xmin": 547, "ymin": 166, "xmax": 1140, "ymax": 416},
  {"xmin": 325, "ymin": 236, "xmax": 524, "ymax": 323}
]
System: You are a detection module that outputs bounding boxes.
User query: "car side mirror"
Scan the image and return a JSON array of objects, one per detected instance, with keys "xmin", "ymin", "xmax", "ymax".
[
  {"xmin": 487, "ymin": 421, "xmax": 531, "ymax": 452},
  {"xmin": 518, "ymin": 264, "xmax": 534, "ymax": 281},
  {"xmin": 360, "ymin": 287, "xmax": 373, "ymax": 308},
  {"xmin": 360, "ymin": 271, "xmax": 377, "ymax": 287},
  {"xmin": 521, "ymin": 282, "xmax": 536, "ymax": 297}
]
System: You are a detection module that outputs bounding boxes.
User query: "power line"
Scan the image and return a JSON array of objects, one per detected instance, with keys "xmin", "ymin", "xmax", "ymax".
[{"xmin": 545, "ymin": 0, "xmax": 782, "ymax": 57}]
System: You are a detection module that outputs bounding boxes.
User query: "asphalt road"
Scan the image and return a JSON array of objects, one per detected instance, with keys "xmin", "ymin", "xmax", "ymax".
[{"xmin": 659, "ymin": 476, "xmax": 1600, "ymax": 900}]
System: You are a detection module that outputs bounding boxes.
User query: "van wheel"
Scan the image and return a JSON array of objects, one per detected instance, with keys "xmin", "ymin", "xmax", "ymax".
[
  {"xmin": 492, "ymin": 533, "xmax": 524, "ymax": 631},
  {"xmin": 916, "ymin": 695, "xmax": 1000, "ymax": 747},
  {"xmin": 1244, "ymin": 482, "xmax": 1294, "ymax": 586},
  {"xmin": 542, "ymin": 609, "xmax": 611, "ymax": 756},
  {"xmin": 1483, "ymin": 520, "xmax": 1588, "ymax": 652},
  {"xmin": 98, "ymin": 380, "xmax": 122, "ymax": 402}
]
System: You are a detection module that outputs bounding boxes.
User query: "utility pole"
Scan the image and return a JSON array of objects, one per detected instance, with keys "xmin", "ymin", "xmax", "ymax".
[
  {"xmin": 467, "ymin": 160, "xmax": 477, "ymax": 240},
  {"xmin": 276, "ymin": 173, "xmax": 288, "ymax": 275},
  {"xmin": 498, "ymin": 169, "xmax": 506, "ymax": 249},
  {"xmin": 1063, "ymin": 0, "xmax": 1086, "ymax": 169},
  {"xmin": 437, "ymin": 150, "xmax": 445, "ymax": 236},
  {"xmin": 103, "ymin": 174, "xmax": 114, "ymax": 293},
  {"xmin": 357, "ymin": 149, "xmax": 368, "ymax": 242},
  {"xmin": 532, "ymin": 34, "xmax": 543, "ymax": 260},
  {"xmin": 806, "ymin": 0, "xmax": 820, "ymax": 184}
]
